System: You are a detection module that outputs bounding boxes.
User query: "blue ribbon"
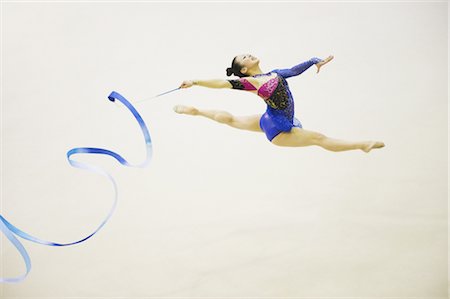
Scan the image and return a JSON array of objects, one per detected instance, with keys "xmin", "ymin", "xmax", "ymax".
[{"xmin": 0, "ymin": 91, "xmax": 152, "ymax": 283}]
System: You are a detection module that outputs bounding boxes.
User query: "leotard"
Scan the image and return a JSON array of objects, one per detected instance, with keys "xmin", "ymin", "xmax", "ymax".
[{"xmin": 228, "ymin": 57, "xmax": 322, "ymax": 141}]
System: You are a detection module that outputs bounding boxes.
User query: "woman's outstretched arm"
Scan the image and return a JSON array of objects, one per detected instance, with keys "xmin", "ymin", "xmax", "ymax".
[
  {"xmin": 273, "ymin": 55, "xmax": 334, "ymax": 78},
  {"xmin": 180, "ymin": 77, "xmax": 259, "ymax": 91},
  {"xmin": 180, "ymin": 79, "xmax": 232, "ymax": 89}
]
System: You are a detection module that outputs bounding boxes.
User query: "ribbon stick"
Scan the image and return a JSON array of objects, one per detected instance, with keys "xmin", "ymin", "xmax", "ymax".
[
  {"xmin": 0, "ymin": 91, "xmax": 152, "ymax": 283},
  {"xmin": 134, "ymin": 87, "xmax": 181, "ymax": 104}
]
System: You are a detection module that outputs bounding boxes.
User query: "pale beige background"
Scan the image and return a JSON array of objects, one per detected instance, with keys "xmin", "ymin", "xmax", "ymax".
[{"xmin": 1, "ymin": 1, "xmax": 448, "ymax": 298}]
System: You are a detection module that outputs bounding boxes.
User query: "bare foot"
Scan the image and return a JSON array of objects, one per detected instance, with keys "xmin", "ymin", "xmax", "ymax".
[
  {"xmin": 173, "ymin": 105, "xmax": 198, "ymax": 115},
  {"xmin": 362, "ymin": 141, "xmax": 385, "ymax": 153}
]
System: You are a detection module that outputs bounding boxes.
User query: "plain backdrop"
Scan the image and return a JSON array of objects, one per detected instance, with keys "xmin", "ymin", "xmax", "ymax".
[{"xmin": 1, "ymin": 1, "xmax": 448, "ymax": 298}]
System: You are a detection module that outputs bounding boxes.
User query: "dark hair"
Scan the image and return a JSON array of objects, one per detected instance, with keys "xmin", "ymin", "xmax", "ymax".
[{"xmin": 226, "ymin": 56, "xmax": 246, "ymax": 78}]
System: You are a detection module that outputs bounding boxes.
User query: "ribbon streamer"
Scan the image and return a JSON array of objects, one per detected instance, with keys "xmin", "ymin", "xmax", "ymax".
[{"xmin": 0, "ymin": 91, "xmax": 152, "ymax": 283}]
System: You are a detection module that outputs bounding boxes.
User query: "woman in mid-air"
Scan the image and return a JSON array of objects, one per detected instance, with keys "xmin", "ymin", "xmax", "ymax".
[{"xmin": 174, "ymin": 54, "xmax": 384, "ymax": 153}]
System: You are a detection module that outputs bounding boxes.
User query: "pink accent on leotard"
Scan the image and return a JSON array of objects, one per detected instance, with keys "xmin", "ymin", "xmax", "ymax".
[
  {"xmin": 257, "ymin": 77, "xmax": 279, "ymax": 99},
  {"xmin": 239, "ymin": 79, "xmax": 257, "ymax": 91}
]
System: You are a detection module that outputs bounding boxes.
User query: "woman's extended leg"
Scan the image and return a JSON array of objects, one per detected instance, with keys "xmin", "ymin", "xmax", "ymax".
[
  {"xmin": 271, "ymin": 127, "xmax": 384, "ymax": 153},
  {"xmin": 174, "ymin": 105, "xmax": 262, "ymax": 132}
]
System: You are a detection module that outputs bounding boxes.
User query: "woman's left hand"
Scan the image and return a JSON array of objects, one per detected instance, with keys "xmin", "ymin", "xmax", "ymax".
[{"xmin": 316, "ymin": 55, "xmax": 334, "ymax": 73}]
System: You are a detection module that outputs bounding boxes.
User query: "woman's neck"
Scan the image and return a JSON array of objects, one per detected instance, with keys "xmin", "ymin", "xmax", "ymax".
[{"xmin": 246, "ymin": 66, "xmax": 264, "ymax": 76}]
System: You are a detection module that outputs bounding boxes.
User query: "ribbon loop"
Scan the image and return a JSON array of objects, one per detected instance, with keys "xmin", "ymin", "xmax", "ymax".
[{"xmin": 0, "ymin": 91, "xmax": 152, "ymax": 283}]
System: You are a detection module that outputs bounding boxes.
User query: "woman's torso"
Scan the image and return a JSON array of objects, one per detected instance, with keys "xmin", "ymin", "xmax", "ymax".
[{"xmin": 241, "ymin": 71, "xmax": 295, "ymax": 118}]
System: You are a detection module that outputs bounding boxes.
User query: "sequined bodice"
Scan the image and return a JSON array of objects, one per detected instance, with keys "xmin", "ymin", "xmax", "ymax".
[
  {"xmin": 258, "ymin": 76, "xmax": 278, "ymax": 99},
  {"xmin": 230, "ymin": 72, "xmax": 290, "ymax": 110}
]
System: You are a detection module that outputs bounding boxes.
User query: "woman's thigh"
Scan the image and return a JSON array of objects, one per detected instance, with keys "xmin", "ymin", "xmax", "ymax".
[
  {"xmin": 271, "ymin": 127, "xmax": 324, "ymax": 147},
  {"xmin": 232, "ymin": 114, "xmax": 263, "ymax": 132}
]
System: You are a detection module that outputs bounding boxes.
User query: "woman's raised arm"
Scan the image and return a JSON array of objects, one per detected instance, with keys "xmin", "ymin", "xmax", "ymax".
[{"xmin": 273, "ymin": 55, "xmax": 333, "ymax": 78}]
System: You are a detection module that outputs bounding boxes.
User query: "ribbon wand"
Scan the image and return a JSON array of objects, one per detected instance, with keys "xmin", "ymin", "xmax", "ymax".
[{"xmin": 134, "ymin": 87, "xmax": 181, "ymax": 104}]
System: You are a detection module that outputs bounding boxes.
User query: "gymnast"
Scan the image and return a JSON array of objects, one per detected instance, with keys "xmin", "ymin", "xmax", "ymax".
[{"xmin": 174, "ymin": 54, "xmax": 384, "ymax": 152}]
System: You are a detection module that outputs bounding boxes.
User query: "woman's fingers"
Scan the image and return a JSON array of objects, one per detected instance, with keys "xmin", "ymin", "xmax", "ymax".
[
  {"xmin": 316, "ymin": 55, "xmax": 334, "ymax": 73},
  {"xmin": 320, "ymin": 55, "xmax": 334, "ymax": 66}
]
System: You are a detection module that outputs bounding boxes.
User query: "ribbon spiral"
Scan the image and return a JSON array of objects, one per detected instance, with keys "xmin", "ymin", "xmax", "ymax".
[{"xmin": 0, "ymin": 91, "xmax": 152, "ymax": 283}]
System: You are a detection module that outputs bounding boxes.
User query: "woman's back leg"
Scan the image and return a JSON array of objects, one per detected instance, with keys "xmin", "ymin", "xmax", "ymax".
[{"xmin": 271, "ymin": 127, "xmax": 384, "ymax": 152}]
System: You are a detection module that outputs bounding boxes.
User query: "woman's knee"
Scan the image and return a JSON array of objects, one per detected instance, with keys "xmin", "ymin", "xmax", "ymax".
[
  {"xmin": 214, "ymin": 112, "xmax": 234, "ymax": 124},
  {"xmin": 310, "ymin": 132, "xmax": 326, "ymax": 145}
]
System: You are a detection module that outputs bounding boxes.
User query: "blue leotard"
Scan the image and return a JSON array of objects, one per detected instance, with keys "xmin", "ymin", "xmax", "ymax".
[{"xmin": 228, "ymin": 57, "xmax": 322, "ymax": 141}]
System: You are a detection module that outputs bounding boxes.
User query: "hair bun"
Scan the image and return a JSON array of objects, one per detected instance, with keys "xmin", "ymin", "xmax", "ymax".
[{"xmin": 226, "ymin": 67, "xmax": 233, "ymax": 76}]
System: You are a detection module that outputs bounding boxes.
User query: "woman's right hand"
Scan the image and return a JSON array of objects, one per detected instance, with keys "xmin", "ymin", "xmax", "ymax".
[{"xmin": 180, "ymin": 80, "xmax": 195, "ymax": 88}]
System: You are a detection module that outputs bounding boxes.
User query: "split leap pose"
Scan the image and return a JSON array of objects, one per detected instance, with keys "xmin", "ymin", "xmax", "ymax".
[{"xmin": 174, "ymin": 54, "xmax": 384, "ymax": 152}]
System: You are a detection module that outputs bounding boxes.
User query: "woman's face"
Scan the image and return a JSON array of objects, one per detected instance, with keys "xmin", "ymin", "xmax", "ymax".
[{"xmin": 235, "ymin": 53, "xmax": 260, "ymax": 73}]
